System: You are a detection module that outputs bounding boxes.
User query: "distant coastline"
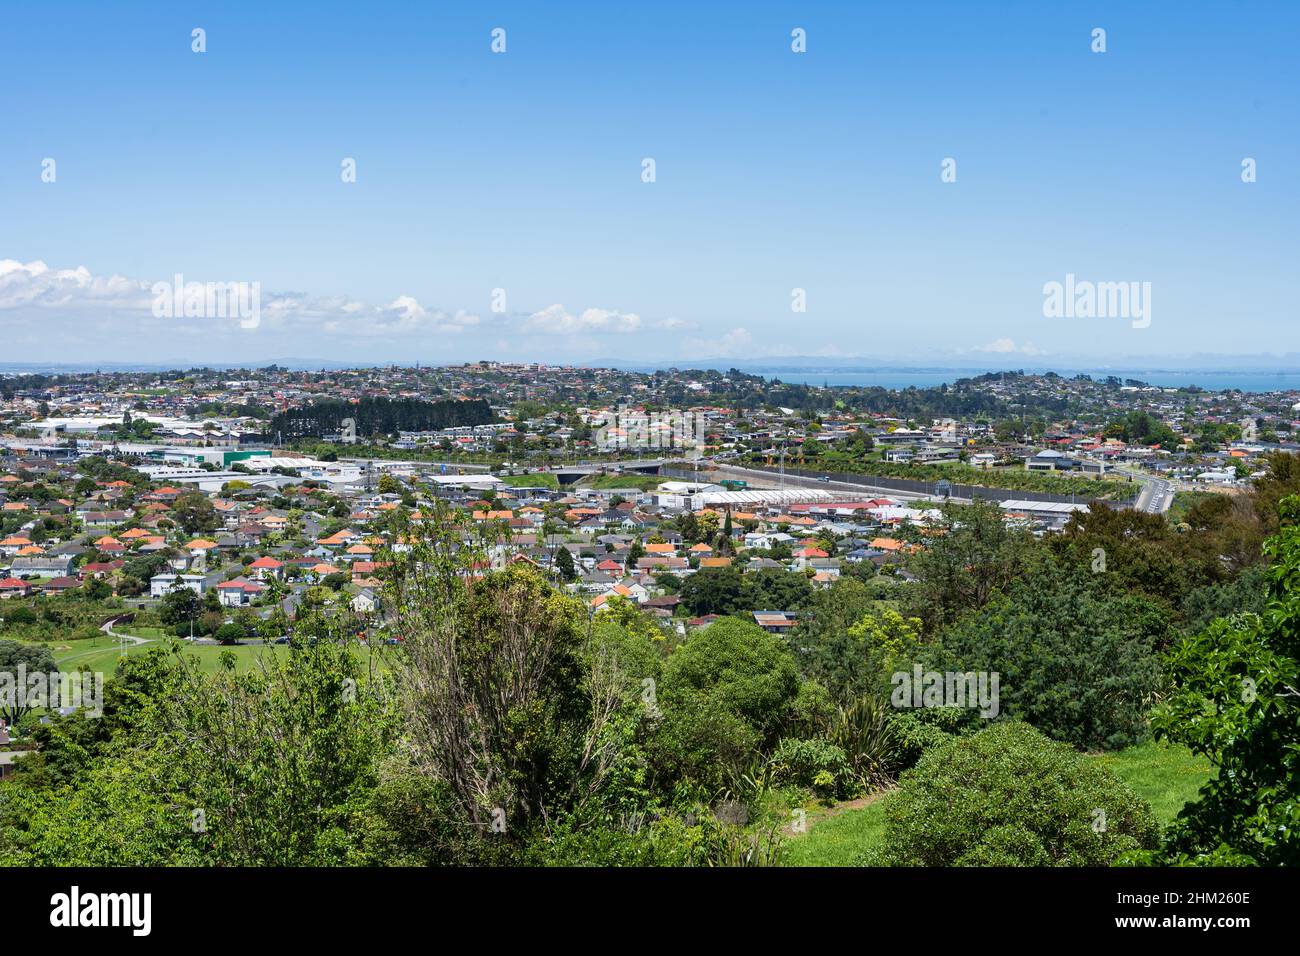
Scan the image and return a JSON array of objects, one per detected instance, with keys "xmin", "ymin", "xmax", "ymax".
[
  {"xmin": 5, "ymin": 361, "xmax": 1300, "ymax": 394},
  {"xmin": 728, "ymin": 367, "xmax": 1300, "ymax": 393}
]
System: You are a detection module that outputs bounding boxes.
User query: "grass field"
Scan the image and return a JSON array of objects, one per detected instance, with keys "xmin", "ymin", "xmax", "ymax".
[
  {"xmin": 54, "ymin": 636, "xmax": 281, "ymax": 674},
  {"xmin": 1091, "ymin": 739, "xmax": 1214, "ymax": 825},
  {"xmin": 582, "ymin": 473, "xmax": 665, "ymax": 491},
  {"xmin": 782, "ymin": 795, "xmax": 893, "ymax": 867},
  {"xmin": 499, "ymin": 472, "xmax": 559, "ymax": 489},
  {"xmin": 783, "ymin": 739, "xmax": 1213, "ymax": 866},
  {"xmin": 52, "ymin": 635, "xmax": 376, "ymax": 675}
]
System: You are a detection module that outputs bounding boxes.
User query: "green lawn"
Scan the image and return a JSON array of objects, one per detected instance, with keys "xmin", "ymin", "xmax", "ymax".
[
  {"xmin": 54, "ymin": 636, "xmax": 278, "ymax": 674},
  {"xmin": 781, "ymin": 796, "xmax": 893, "ymax": 867},
  {"xmin": 1091, "ymin": 739, "xmax": 1213, "ymax": 826},
  {"xmin": 583, "ymin": 473, "xmax": 664, "ymax": 491},
  {"xmin": 783, "ymin": 740, "xmax": 1212, "ymax": 866},
  {"xmin": 117, "ymin": 626, "xmax": 169, "ymax": 639},
  {"xmin": 499, "ymin": 472, "xmax": 559, "ymax": 489},
  {"xmin": 52, "ymin": 636, "xmax": 375, "ymax": 675}
]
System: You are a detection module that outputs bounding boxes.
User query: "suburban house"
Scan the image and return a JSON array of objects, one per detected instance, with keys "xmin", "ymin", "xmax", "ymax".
[
  {"xmin": 752, "ymin": 610, "xmax": 797, "ymax": 634},
  {"xmin": 0, "ymin": 578, "xmax": 35, "ymax": 599},
  {"xmin": 150, "ymin": 573, "xmax": 209, "ymax": 598},
  {"xmin": 248, "ymin": 556, "xmax": 284, "ymax": 580},
  {"xmin": 349, "ymin": 587, "xmax": 381, "ymax": 615},
  {"xmin": 216, "ymin": 577, "xmax": 265, "ymax": 607},
  {"xmin": 7, "ymin": 555, "xmax": 75, "ymax": 579}
]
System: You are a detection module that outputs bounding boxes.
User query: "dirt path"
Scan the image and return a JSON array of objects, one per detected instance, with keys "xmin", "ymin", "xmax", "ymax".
[{"xmin": 783, "ymin": 788, "xmax": 894, "ymax": 837}]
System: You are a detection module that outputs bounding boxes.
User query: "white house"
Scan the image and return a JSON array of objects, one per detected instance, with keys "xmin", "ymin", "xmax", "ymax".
[
  {"xmin": 216, "ymin": 578, "xmax": 265, "ymax": 607},
  {"xmin": 150, "ymin": 573, "xmax": 208, "ymax": 598}
]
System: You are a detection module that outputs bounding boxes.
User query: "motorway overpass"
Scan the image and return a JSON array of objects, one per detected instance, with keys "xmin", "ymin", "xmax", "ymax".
[{"xmin": 695, "ymin": 462, "xmax": 1142, "ymax": 511}]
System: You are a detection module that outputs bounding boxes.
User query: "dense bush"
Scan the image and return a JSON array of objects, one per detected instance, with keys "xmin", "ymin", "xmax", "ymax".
[
  {"xmin": 769, "ymin": 737, "xmax": 855, "ymax": 800},
  {"xmin": 659, "ymin": 616, "xmax": 801, "ymax": 744},
  {"xmin": 868, "ymin": 722, "xmax": 1159, "ymax": 866},
  {"xmin": 883, "ymin": 708, "xmax": 960, "ymax": 772},
  {"xmin": 1148, "ymin": 495, "xmax": 1300, "ymax": 866},
  {"xmin": 936, "ymin": 563, "xmax": 1169, "ymax": 750}
]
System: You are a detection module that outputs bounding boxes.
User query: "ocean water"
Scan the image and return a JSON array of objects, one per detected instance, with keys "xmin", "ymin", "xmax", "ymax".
[{"xmin": 736, "ymin": 367, "xmax": 1300, "ymax": 394}]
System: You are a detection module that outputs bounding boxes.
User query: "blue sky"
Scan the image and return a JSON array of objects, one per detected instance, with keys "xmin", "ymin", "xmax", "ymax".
[{"xmin": 1, "ymin": 0, "xmax": 1296, "ymax": 367}]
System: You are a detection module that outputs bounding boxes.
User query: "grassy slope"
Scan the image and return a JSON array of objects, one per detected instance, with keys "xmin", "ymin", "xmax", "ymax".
[
  {"xmin": 582, "ymin": 473, "xmax": 665, "ymax": 491},
  {"xmin": 1091, "ymin": 739, "xmax": 1214, "ymax": 826},
  {"xmin": 784, "ymin": 740, "xmax": 1212, "ymax": 866},
  {"xmin": 782, "ymin": 797, "xmax": 892, "ymax": 867},
  {"xmin": 499, "ymin": 472, "xmax": 559, "ymax": 489},
  {"xmin": 52, "ymin": 635, "xmax": 374, "ymax": 675},
  {"xmin": 54, "ymin": 636, "xmax": 287, "ymax": 674}
]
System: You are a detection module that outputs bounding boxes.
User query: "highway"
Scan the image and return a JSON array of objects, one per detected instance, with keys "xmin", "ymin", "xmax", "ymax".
[
  {"xmin": 696, "ymin": 462, "xmax": 966, "ymax": 504},
  {"xmin": 1117, "ymin": 468, "xmax": 1174, "ymax": 515}
]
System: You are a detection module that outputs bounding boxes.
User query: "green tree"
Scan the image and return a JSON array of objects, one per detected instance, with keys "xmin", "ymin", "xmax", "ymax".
[
  {"xmin": 746, "ymin": 568, "xmax": 813, "ymax": 613},
  {"xmin": 870, "ymin": 722, "xmax": 1159, "ymax": 866},
  {"xmin": 555, "ymin": 546, "xmax": 577, "ymax": 581},
  {"xmin": 1150, "ymin": 495, "xmax": 1300, "ymax": 865},
  {"xmin": 905, "ymin": 499, "xmax": 1037, "ymax": 632},
  {"xmin": 0, "ymin": 643, "xmax": 396, "ymax": 866},
  {"xmin": 660, "ymin": 617, "xmax": 800, "ymax": 744},
  {"xmin": 679, "ymin": 566, "xmax": 748, "ymax": 616},
  {"xmin": 937, "ymin": 562, "xmax": 1169, "ymax": 750},
  {"xmin": 159, "ymin": 587, "xmax": 203, "ymax": 627},
  {"xmin": 172, "ymin": 491, "xmax": 218, "ymax": 536},
  {"xmin": 788, "ymin": 577, "xmax": 892, "ymax": 698},
  {"xmin": 0, "ymin": 640, "xmax": 58, "ymax": 724}
]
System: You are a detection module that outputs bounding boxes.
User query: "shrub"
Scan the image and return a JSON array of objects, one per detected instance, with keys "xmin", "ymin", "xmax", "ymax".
[
  {"xmin": 870, "ymin": 722, "xmax": 1159, "ymax": 866},
  {"xmin": 660, "ymin": 617, "xmax": 800, "ymax": 743},
  {"xmin": 769, "ymin": 737, "xmax": 855, "ymax": 801},
  {"xmin": 823, "ymin": 694, "xmax": 898, "ymax": 789},
  {"xmin": 884, "ymin": 708, "xmax": 960, "ymax": 771},
  {"xmin": 936, "ymin": 565, "xmax": 1168, "ymax": 750},
  {"xmin": 213, "ymin": 622, "xmax": 246, "ymax": 644},
  {"xmin": 3, "ymin": 607, "xmax": 38, "ymax": 626}
]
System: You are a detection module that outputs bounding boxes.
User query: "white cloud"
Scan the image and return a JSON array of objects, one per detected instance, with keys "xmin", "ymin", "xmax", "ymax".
[
  {"xmin": 0, "ymin": 257, "xmax": 697, "ymax": 358},
  {"xmin": 519, "ymin": 304, "xmax": 643, "ymax": 335},
  {"xmin": 971, "ymin": 337, "xmax": 1046, "ymax": 356},
  {"xmin": 0, "ymin": 258, "xmax": 481, "ymax": 338},
  {"xmin": 683, "ymin": 326, "xmax": 754, "ymax": 357},
  {"xmin": 0, "ymin": 259, "xmax": 153, "ymax": 310}
]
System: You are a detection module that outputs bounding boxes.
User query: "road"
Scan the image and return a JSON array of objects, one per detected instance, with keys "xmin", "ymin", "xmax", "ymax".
[
  {"xmin": 1116, "ymin": 468, "xmax": 1174, "ymax": 515},
  {"xmin": 700, "ymin": 460, "xmax": 1174, "ymax": 514},
  {"xmin": 698, "ymin": 462, "xmax": 967, "ymax": 504},
  {"xmin": 529, "ymin": 457, "xmax": 673, "ymax": 475}
]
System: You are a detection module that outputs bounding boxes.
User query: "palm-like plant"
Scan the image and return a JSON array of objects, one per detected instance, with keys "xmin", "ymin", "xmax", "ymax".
[{"xmin": 824, "ymin": 694, "xmax": 896, "ymax": 792}]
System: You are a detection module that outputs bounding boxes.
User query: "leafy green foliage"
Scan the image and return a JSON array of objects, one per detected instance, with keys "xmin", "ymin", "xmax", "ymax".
[
  {"xmin": 1150, "ymin": 495, "xmax": 1300, "ymax": 865},
  {"xmin": 936, "ymin": 562, "xmax": 1169, "ymax": 750},
  {"xmin": 769, "ymin": 737, "xmax": 855, "ymax": 800},
  {"xmin": 904, "ymin": 500, "xmax": 1038, "ymax": 633},
  {"xmin": 0, "ymin": 640, "xmax": 58, "ymax": 724},
  {"xmin": 1, "ymin": 643, "xmax": 396, "ymax": 865},
  {"xmin": 270, "ymin": 396, "xmax": 492, "ymax": 440},
  {"xmin": 870, "ymin": 722, "xmax": 1159, "ymax": 866}
]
